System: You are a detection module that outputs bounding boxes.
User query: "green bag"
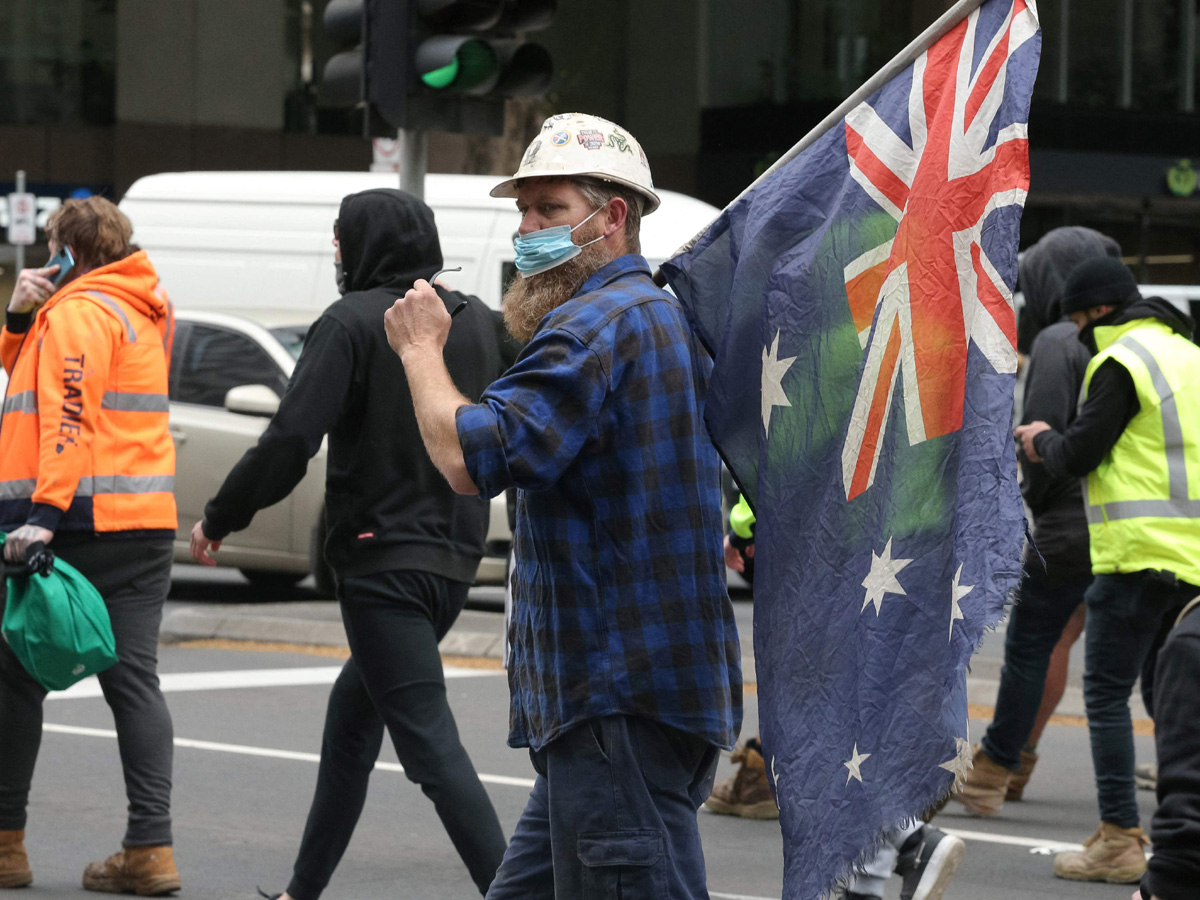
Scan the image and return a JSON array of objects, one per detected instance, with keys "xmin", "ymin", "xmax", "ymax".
[{"xmin": 0, "ymin": 534, "xmax": 118, "ymax": 691}]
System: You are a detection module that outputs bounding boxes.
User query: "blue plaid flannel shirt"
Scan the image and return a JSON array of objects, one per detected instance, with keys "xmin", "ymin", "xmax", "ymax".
[{"xmin": 456, "ymin": 255, "xmax": 742, "ymax": 751}]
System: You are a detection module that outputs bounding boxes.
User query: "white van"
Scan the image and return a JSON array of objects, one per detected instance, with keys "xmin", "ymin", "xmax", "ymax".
[{"xmin": 118, "ymin": 171, "xmax": 721, "ymax": 312}]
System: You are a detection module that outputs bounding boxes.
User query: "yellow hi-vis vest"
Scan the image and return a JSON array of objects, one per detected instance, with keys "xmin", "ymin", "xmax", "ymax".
[{"xmin": 1081, "ymin": 319, "xmax": 1200, "ymax": 587}]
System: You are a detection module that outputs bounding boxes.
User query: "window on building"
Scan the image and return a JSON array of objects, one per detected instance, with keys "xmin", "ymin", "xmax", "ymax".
[
  {"xmin": 0, "ymin": 0, "xmax": 116, "ymax": 126},
  {"xmin": 1035, "ymin": 0, "xmax": 1196, "ymax": 112}
]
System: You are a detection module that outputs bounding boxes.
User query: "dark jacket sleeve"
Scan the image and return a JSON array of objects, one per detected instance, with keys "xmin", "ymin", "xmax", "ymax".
[
  {"xmin": 1033, "ymin": 358, "xmax": 1139, "ymax": 479},
  {"xmin": 202, "ymin": 316, "xmax": 354, "ymax": 541},
  {"xmin": 1019, "ymin": 329, "xmax": 1085, "ymax": 512},
  {"xmin": 1144, "ymin": 609, "xmax": 1200, "ymax": 900}
]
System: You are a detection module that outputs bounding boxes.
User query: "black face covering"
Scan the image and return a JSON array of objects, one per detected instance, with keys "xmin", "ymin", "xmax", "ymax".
[
  {"xmin": 1078, "ymin": 308, "xmax": 1121, "ymax": 354},
  {"xmin": 334, "ymin": 260, "xmax": 347, "ymax": 296}
]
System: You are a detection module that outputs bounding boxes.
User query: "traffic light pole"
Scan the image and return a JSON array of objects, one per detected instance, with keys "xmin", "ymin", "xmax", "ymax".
[{"xmin": 397, "ymin": 128, "xmax": 428, "ymax": 201}]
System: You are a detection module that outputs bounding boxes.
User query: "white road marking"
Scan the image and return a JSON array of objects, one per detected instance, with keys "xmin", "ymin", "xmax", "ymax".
[
  {"xmin": 941, "ymin": 826, "xmax": 1083, "ymax": 852},
  {"xmin": 42, "ymin": 723, "xmax": 534, "ymax": 788},
  {"xmin": 45, "ymin": 665, "xmax": 500, "ymax": 700},
  {"xmin": 42, "ymin": 722, "xmax": 1102, "ymax": 862},
  {"xmin": 710, "ymin": 892, "xmax": 780, "ymax": 900}
]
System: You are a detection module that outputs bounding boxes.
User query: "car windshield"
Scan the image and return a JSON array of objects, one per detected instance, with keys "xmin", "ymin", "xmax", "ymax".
[{"xmin": 269, "ymin": 325, "xmax": 308, "ymax": 361}]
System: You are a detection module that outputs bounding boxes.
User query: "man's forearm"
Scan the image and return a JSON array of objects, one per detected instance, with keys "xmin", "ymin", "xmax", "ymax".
[{"xmin": 402, "ymin": 344, "xmax": 478, "ymax": 495}]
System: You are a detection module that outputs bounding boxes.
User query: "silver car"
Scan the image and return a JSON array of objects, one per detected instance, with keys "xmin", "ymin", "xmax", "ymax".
[{"xmin": 169, "ymin": 309, "xmax": 510, "ymax": 591}]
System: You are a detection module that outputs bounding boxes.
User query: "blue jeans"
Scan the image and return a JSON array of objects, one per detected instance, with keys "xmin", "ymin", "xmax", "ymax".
[
  {"xmin": 1083, "ymin": 572, "xmax": 1195, "ymax": 828},
  {"xmin": 485, "ymin": 716, "xmax": 720, "ymax": 900},
  {"xmin": 981, "ymin": 566, "xmax": 1090, "ymax": 769}
]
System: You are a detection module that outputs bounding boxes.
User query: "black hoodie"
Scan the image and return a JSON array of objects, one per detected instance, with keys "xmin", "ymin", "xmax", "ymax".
[
  {"xmin": 203, "ymin": 189, "xmax": 519, "ymax": 580},
  {"xmin": 1016, "ymin": 228, "xmax": 1121, "ymax": 579},
  {"xmin": 1034, "ymin": 296, "xmax": 1197, "ymax": 481}
]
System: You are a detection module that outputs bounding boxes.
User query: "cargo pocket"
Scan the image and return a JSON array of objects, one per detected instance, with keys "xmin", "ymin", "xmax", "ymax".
[{"xmin": 577, "ymin": 830, "xmax": 665, "ymax": 899}]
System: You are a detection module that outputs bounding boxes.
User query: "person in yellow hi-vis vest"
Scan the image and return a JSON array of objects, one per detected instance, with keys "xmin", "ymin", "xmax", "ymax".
[{"xmin": 1016, "ymin": 257, "xmax": 1200, "ymax": 886}]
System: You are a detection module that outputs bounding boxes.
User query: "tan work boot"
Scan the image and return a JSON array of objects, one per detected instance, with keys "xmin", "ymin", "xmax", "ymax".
[
  {"xmin": 0, "ymin": 830, "xmax": 33, "ymax": 889},
  {"xmin": 704, "ymin": 741, "xmax": 779, "ymax": 819},
  {"xmin": 1053, "ymin": 823, "xmax": 1149, "ymax": 884},
  {"xmin": 951, "ymin": 744, "xmax": 1011, "ymax": 817},
  {"xmin": 1005, "ymin": 749, "xmax": 1038, "ymax": 801},
  {"xmin": 82, "ymin": 846, "xmax": 180, "ymax": 896}
]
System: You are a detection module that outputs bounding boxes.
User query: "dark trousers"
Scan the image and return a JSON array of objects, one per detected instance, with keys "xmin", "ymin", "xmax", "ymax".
[
  {"xmin": 1083, "ymin": 572, "xmax": 1195, "ymax": 828},
  {"xmin": 0, "ymin": 536, "xmax": 174, "ymax": 846},
  {"xmin": 286, "ymin": 569, "xmax": 507, "ymax": 900},
  {"xmin": 485, "ymin": 715, "xmax": 720, "ymax": 900},
  {"xmin": 981, "ymin": 567, "xmax": 1090, "ymax": 769},
  {"xmin": 1143, "ymin": 603, "xmax": 1200, "ymax": 900}
]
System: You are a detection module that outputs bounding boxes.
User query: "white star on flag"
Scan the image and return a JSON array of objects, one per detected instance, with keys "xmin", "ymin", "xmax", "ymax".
[
  {"xmin": 861, "ymin": 538, "xmax": 912, "ymax": 615},
  {"xmin": 844, "ymin": 743, "xmax": 871, "ymax": 785},
  {"xmin": 949, "ymin": 563, "xmax": 974, "ymax": 641},
  {"xmin": 761, "ymin": 330, "xmax": 796, "ymax": 439},
  {"xmin": 939, "ymin": 736, "xmax": 974, "ymax": 787}
]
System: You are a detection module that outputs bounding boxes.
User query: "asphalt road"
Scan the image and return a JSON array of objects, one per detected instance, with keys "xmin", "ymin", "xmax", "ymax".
[{"xmin": 25, "ymin": 630, "xmax": 1158, "ymax": 900}]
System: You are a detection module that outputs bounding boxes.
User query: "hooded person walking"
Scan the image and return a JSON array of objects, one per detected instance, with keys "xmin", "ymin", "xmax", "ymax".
[
  {"xmin": 190, "ymin": 188, "xmax": 515, "ymax": 898},
  {"xmin": 949, "ymin": 226, "xmax": 1122, "ymax": 816}
]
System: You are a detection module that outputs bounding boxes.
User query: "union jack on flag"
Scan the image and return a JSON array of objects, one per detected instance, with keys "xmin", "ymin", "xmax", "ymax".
[
  {"xmin": 662, "ymin": 0, "xmax": 1041, "ymax": 896},
  {"xmin": 842, "ymin": 0, "xmax": 1038, "ymax": 500}
]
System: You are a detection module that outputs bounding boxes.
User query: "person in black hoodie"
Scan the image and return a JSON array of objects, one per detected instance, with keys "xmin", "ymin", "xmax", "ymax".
[
  {"xmin": 1139, "ymin": 596, "xmax": 1200, "ymax": 900},
  {"xmin": 950, "ymin": 227, "xmax": 1121, "ymax": 817},
  {"xmin": 190, "ymin": 189, "xmax": 513, "ymax": 898},
  {"xmin": 1016, "ymin": 258, "xmax": 1200, "ymax": 884}
]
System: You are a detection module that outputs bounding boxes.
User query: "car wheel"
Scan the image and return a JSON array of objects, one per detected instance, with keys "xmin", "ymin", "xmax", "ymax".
[
  {"xmin": 239, "ymin": 568, "xmax": 306, "ymax": 590},
  {"xmin": 311, "ymin": 507, "xmax": 337, "ymax": 596}
]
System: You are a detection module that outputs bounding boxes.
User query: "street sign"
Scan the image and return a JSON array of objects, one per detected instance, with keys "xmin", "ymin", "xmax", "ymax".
[{"xmin": 7, "ymin": 192, "xmax": 36, "ymax": 245}]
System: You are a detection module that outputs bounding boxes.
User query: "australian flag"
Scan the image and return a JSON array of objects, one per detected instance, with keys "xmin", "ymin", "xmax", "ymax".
[{"xmin": 662, "ymin": 0, "xmax": 1041, "ymax": 896}]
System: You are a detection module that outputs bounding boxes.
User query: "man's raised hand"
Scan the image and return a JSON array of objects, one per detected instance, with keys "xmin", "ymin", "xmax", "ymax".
[{"xmin": 385, "ymin": 279, "xmax": 451, "ymax": 364}]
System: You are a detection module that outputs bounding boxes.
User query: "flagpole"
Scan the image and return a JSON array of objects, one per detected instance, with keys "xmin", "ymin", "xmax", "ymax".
[{"xmin": 655, "ymin": 0, "xmax": 995, "ymax": 280}]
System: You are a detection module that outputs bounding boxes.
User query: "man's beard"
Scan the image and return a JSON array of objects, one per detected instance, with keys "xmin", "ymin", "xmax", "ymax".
[{"xmin": 502, "ymin": 238, "xmax": 612, "ymax": 343}]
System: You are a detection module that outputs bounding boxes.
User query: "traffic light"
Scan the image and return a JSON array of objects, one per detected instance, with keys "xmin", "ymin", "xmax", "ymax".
[{"xmin": 318, "ymin": 0, "xmax": 555, "ymax": 137}]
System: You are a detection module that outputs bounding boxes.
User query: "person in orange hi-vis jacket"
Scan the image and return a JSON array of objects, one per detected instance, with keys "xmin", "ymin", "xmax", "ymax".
[{"xmin": 0, "ymin": 196, "xmax": 181, "ymax": 896}]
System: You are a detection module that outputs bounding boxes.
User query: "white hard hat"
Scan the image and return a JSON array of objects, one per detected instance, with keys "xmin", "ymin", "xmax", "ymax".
[{"xmin": 491, "ymin": 112, "xmax": 661, "ymax": 215}]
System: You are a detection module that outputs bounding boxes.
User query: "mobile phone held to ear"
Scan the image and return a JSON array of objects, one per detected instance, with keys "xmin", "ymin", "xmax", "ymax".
[{"xmin": 46, "ymin": 245, "xmax": 75, "ymax": 287}]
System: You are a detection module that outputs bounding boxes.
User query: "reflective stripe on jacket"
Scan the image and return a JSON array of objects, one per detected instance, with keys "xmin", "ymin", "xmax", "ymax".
[
  {"xmin": 1082, "ymin": 320, "xmax": 1200, "ymax": 587},
  {"xmin": 0, "ymin": 251, "xmax": 177, "ymax": 533}
]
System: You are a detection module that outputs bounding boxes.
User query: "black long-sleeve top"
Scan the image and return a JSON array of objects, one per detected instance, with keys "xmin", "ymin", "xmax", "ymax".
[{"xmin": 1032, "ymin": 358, "xmax": 1139, "ymax": 478}]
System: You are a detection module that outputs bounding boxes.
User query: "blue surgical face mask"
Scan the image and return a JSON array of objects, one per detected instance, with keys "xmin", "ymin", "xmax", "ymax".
[{"xmin": 513, "ymin": 204, "xmax": 606, "ymax": 278}]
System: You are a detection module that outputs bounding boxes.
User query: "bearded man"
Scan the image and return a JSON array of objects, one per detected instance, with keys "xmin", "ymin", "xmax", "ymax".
[{"xmin": 384, "ymin": 113, "xmax": 742, "ymax": 900}]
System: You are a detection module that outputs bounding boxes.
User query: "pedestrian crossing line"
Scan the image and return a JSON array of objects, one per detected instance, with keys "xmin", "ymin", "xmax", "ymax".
[
  {"xmin": 940, "ymin": 826, "xmax": 1083, "ymax": 853},
  {"xmin": 44, "ymin": 664, "xmax": 502, "ymax": 701},
  {"xmin": 43, "ymin": 722, "xmax": 1101, "ymax": 859},
  {"xmin": 42, "ymin": 723, "xmax": 536, "ymax": 788}
]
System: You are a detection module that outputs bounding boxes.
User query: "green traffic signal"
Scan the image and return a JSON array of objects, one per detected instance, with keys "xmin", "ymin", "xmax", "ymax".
[
  {"xmin": 421, "ymin": 59, "xmax": 459, "ymax": 89},
  {"xmin": 417, "ymin": 38, "xmax": 499, "ymax": 94}
]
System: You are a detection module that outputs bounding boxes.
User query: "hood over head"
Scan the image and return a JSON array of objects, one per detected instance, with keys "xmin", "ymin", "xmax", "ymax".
[
  {"xmin": 50, "ymin": 249, "xmax": 170, "ymax": 323},
  {"xmin": 1017, "ymin": 227, "xmax": 1121, "ymax": 348},
  {"xmin": 337, "ymin": 188, "xmax": 443, "ymax": 294}
]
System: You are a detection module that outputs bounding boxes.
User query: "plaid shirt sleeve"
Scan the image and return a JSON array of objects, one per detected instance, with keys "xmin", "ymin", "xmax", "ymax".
[{"xmin": 455, "ymin": 328, "xmax": 608, "ymax": 500}]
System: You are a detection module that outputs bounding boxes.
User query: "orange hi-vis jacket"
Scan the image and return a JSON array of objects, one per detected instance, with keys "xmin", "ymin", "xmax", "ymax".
[{"xmin": 0, "ymin": 250, "xmax": 177, "ymax": 535}]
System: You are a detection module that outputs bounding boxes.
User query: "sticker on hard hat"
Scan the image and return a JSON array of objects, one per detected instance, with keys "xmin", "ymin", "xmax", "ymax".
[
  {"xmin": 523, "ymin": 141, "xmax": 542, "ymax": 166},
  {"xmin": 551, "ymin": 131, "xmax": 571, "ymax": 146},
  {"xmin": 577, "ymin": 130, "xmax": 605, "ymax": 150},
  {"xmin": 606, "ymin": 133, "xmax": 633, "ymax": 155}
]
